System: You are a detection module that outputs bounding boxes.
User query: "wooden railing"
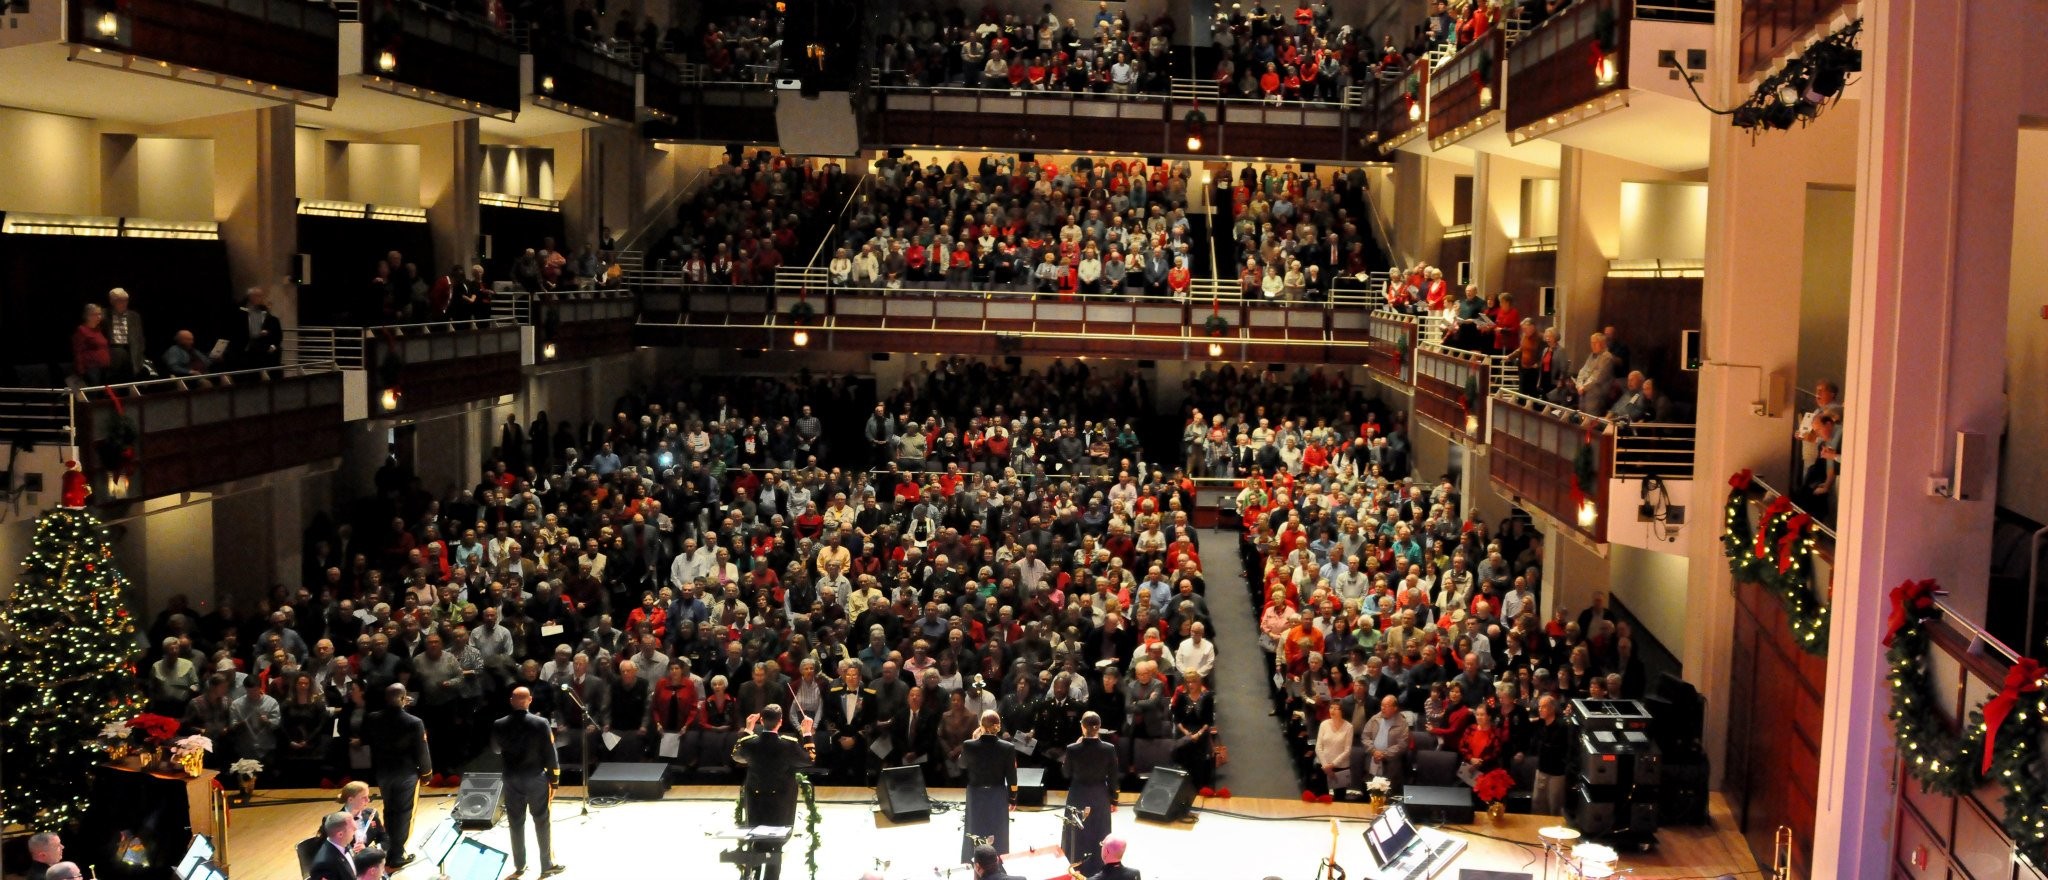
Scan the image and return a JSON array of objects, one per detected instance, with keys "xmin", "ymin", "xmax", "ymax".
[
  {"xmin": 1739, "ymin": 0, "xmax": 1850, "ymax": 77},
  {"xmin": 1505, "ymin": 0, "xmax": 1630, "ymax": 132},
  {"xmin": 1369, "ymin": 59, "xmax": 1430, "ymax": 150},
  {"xmin": 1365, "ymin": 309, "xmax": 1419, "ymax": 386},
  {"xmin": 362, "ymin": 0, "xmax": 520, "ymax": 111},
  {"xmin": 1428, "ymin": 28, "xmax": 1506, "ymax": 146},
  {"xmin": 1489, "ymin": 390, "xmax": 1613, "ymax": 544},
  {"xmin": 867, "ymin": 87, "xmax": 1367, "ymax": 162},
  {"xmin": 531, "ymin": 31, "xmax": 636, "ymax": 120},
  {"xmin": 1413, "ymin": 342, "xmax": 1499, "ymax": 443},
  {"xmin": 72, "ymin": 365, "xmax": 346, "ymax": 501},
  {"xmin": 69, "ymin": 0, "xmax": 340, "ymax": 96}
]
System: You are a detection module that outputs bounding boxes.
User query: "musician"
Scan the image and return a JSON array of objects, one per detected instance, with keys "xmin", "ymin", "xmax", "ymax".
[
  {"xmin": 1064, "ymin": 711, "xmax": 1118, "ymax": 875},
  {"xmin": 822, "ymin": 661, "xmax": 875, "ymax": 785},
  {"xmin": 338, "ymin": 781, "xmax": 389, "ymax": 854},
  {"xmin": 733, "ymin": 704, "xmax": 816, "ymax": 880},
  {"xmin": 961, "ymin": 710, "xmax": 1017, "ymax": 861},
  {"xmin": 1089, "ymin": 836, "xmax": 1141, "ymax": 880},
  {"xmin": 971, "ymin": 844, "xmax": 1025, "ymax": 880},
  {"xmin": 491, "ymin": 686, "xmax": 563, "ymax": 877}
]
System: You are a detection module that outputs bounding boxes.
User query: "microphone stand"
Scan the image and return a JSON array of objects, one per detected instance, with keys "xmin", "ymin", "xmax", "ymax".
[{"xmin": 557, "ymin": 683, "xmax": 593, "ymax": 816}]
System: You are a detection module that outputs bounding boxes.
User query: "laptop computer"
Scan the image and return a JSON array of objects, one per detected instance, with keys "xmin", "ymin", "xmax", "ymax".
[{"xmin": 1364, "ymin": 805, "xmax": 1468, "ymax": 880}]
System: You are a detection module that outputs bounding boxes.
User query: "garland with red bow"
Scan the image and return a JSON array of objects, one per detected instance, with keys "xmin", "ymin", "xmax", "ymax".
[
  {"xmin": 1884, "ymin": 588, "xmax": 2048, "ymax": 864},
  {"xmin": 1720, "ymin": 470, "xmax": 1829, "ymax": 655}
]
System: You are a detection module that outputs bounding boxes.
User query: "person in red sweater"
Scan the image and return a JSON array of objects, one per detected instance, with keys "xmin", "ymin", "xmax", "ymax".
[{"xmin": 72, "ymin": 303, "xmax": 111, "ymax": 382}]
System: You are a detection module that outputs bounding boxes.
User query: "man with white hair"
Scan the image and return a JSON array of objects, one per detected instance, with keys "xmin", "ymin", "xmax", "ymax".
[{"xmin": 105, "ymin": 287, "xmax": 147, "ymax": 380}]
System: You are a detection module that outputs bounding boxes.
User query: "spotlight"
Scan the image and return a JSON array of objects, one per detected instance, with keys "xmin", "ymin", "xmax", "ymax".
[
  {"xmin": 1207, "ymin": 342, "xmax": 1224, "ymax": 358},
  {"xmin": 1777, "ymin": 82, "xmax": 1801, "ymax": 106},
  {"xmin": 379, "ymin": 388, "xmax": 402, "ymax": 412},
  {"xmin": 1807, "ymin": 66, "xmax": 1847, "ymax": 100},
  {"xmin": 1465, "ymin": 413, "xmax": 1480, "ymax": 435},
  {"xmin": 377, "ymin": 50, "xmax": 398, "ymax": 72},
  {"xmin": 95, "ymin": 12, "xmax": 119, "ymax": 36},
  {"xmin": 792, "ymin": 329, "xmax": 810, "ymax": 347},
  {"xmin": 541, "ymin": 342, "xmax": 557, "ymax": 360}
]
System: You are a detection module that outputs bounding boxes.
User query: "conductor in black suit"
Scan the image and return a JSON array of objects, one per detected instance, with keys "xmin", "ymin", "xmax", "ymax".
[
  {"xmin": 309, "ymin": 812, "xmax": 362, "ymax": 880},
  {"xmin": 492, "ymin": 686, "xmax": 563, "ymax": 877},
  {"xmin": 1064, "ymin": 711, "xmax": 1119, "ymax": 876},
  {"xmin": 961, "ymin": 710, "xmax": 1017, "ymax": 861},
  {"xmin": 363, "ymin": 684, "xmax": 430, "ymax": 869},
  {"xmin": 733, "ymin": 704, "xmax": 816, "ymax": 880}
]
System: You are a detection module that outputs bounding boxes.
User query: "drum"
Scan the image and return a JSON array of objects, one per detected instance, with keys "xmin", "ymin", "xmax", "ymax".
[{"xmin": 1571, "ymin": 842, "xmax": 1619, "ymax": 878}]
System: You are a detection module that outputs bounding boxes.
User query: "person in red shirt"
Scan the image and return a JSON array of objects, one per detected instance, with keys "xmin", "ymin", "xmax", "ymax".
[
  {"xmin": 905, "ymin": 242, "xmax": 928, "ymax": 282},
  {"xmin": 1167, "ymin": 262, "xmax": 1192, "ymax": 298},
  {"xmin": 1260, "ymin": 62, "xmax": 1282, "ymax": 100}
]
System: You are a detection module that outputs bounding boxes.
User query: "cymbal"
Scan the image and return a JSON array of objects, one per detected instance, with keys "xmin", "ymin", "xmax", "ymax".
[{"xmin": 1537, "ymin": 825, "xmax": 1580, "ymax": 843}]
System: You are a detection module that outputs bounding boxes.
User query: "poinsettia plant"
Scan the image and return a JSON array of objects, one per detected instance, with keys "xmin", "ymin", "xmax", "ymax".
[
  {"xmin": 127, "ymin": 713, "xmax": 181, "ymax": 745},
  {"xmin": 1472, "ymin": 768, "xmax": 1516, "ymax": 804}
]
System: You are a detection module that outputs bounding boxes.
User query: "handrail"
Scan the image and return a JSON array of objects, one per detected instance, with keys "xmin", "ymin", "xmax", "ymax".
[
  {"xmin": 809, "ymin": 175, "xmax": 871, "ymax": 269},
  {"xmin": 634, "ymin": 268, "xmax": 1380, "ymax": 309},
  {"xmin": 1610, "ymin": 420, "xmax": 1697, "ymax": 480},
  {"xmin": 1493, "ymin": 387, "xmax": 1611, "ymax": 428},
  {"xmin": 491, "ymin": 288, "xmax": 635, "ymax": 325},
  {"xmin": 1746, "ymin": 475, "xmax": 1837, "ymax": 542},
  {"xmin": 871, "ymin": 81, "xmax": 1360, "ymax": 111},
  {"xmin": 620, "ymin": 167, "xmax": 706, "ymax": 255}
]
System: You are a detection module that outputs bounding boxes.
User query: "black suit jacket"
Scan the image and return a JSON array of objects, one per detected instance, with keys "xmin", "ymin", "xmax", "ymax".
[
  {"xmin": 734, "ymin": 729, "xmax": 814, "ymax": 797},
  {"xmin": 1090, "ymin": 864, "xmax": 1142, "ymax": 880},
  {"xmin": 491, "ymin": 708, "xmax": 560, "ymax": 780},
  {"xmin": 892, "ymin": 704, "xmax": 941, "ymax": 759},
  {"xmin": 365, "ymin": 708, "xmax": 431, "ymax": 780},
  {"xmin": 823, "ymin": 684, "xmax": 876, "ymax": 739},
  {"xmin": 962, "ymin": 733, "xmax": 1017, "ymax": 789},
  {"xmin": 308, "ymin": 840, "xmax": 358, "ymax": 880}
]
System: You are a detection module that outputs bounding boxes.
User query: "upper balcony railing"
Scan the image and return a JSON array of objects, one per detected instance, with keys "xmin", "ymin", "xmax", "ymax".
[
  {"xmin": 1739, "ymin": 0, "xmax": 1850, "ymax": 77},
  {"xmin": 492, "ymin": 288, "xmax": 637, "ymax": 364},
  {"xmin": 290, "ymin": 318, "xmax": 519, "ymax": 417},
  {"xmin": 1428, "ymin": 27, "xmax": 1506, "ymax": 148},
  {"xmin": 69, "ymin": 0, "xmax": 341, "ymax": 101},
  {"xmin": 1369, "ymin": 59, "xmax": 1430, "ymax": 151},
  {"xmin": 1505, "ymin": 0, "xmax": 1631, "ymax": 133},
  {"xmin": 1413, "ymin": 341, "xmax": 1512, "ymax": 444},
  {"xmin": 1489, "ymin": 388, "xmax": 1701, "ymax": 545},
  {"xmin": 530, "ymin": 30, "xmax": 636, "ymax": 121},
  {"xmin": 362, "ymin": 0, "xmax": 520, "ymax": 113},
  {"xmin": 1364, "ymin": 309, "xmax": 1419, "ymax": 387},
  {"xmin": 0, "ymin": 363, "xmax": 345, "ymax": 503}
]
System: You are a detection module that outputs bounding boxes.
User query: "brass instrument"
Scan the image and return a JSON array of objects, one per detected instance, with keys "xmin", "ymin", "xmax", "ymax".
[{"xmin": 1772, "ymin": 825, "xmax": 1794, "ymax": 880}]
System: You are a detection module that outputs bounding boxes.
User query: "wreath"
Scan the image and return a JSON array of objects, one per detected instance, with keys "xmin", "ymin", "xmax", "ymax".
[
  {"xmin": 1882, "ymin": 582, "xmax": 2048, "ymax": 864},
  {"xmin": 1203, "ymin": 314, "xmax": 1230, "ymax": 337},
  {"xmin": 1720, "ymin": 470, "xmax": 1830, "ymax": 654},
  {"xmin": 1393, "ymin": 334, "xmax": 1410, "ymax": 371},
  {"xmin": 732, "ymin": 771, "xmax": 822, "ymax": 880},
  {"xmin": 788, "ymin": 299, "xmax": 817, "ymax": 326},
  {"xmin": 1461, "ymin": 374, "xmax": 1482, "ymax": 412}
]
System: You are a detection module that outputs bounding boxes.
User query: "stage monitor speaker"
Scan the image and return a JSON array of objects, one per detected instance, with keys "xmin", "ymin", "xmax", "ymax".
[
  {"xmin": 1020, "ymin": 152, "xmax": 1036, "ymax": 163},
  {"xmin": 1302, "ymin": 162, "xmax": 1317, "ymax": 172},
  {"xmin": 1655, "ymin": 752, "xmax": 1711, "ymax": 825},
  {"xmin": 878, "ymin": 765, "xmax": 931, "ymax": 822},
  {"xmin": 1015, "ymin": 767, "xmax": 1047, "ymax": 807},
  {"xmin": 452, "ymin": 773, "xmax": 504, "ymax": 829},
  {"xmin": 1567, "ymin": 784, "xmax": 1614, "ymax": 835},
  {"xmin": 1134, "ymin": 766, "xmax": 1195, "ymax": 822},
  {"xmin": 1401, "ymin": 785, "xmax": 1476, "ymax": 825},
  {"xmin": 589, "ymin": 762, "xmax": 669, "ymax": 800}
]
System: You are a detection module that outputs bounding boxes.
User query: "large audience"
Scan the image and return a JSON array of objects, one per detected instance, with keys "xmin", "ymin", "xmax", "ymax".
[
  {"xmin": 1226, "ymin": 164, "xmax": 1380, "ymax": 302},
  {"xmin": 828, "ymin": 154, "xmax": 1202, "ymax": 298},
  {"xmin": 875, "ymin": 3, "xmax": 1175, "ymax": 95},
  {"xmin": 652, "ymin": 152, "xmax": 852, "ymax": 288}
]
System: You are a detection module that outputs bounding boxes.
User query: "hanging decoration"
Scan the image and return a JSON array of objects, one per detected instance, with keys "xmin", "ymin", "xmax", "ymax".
[{"xmin": 1720, "ymin": 472, "xmax": 1829, "ymax": 654}]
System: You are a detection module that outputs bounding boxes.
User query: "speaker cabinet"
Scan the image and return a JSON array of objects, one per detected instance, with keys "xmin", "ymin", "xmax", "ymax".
[
  {"xmin": 1015, "ymin": 767, "xmax": 1047, "ymax": 807},
  {"xmin": 877, "ymin": 765, "xmax": 931, "ymax": 822},
  {"xmin": 588, "ymin": 762, "xmax": 669, "ymax": 800},
  {"xmin": 453, "ymin": 773, "xmax": 504, "ymax": 830},
  {"xmin": 1134, "ymin": 767, "xmax": 1195, "ymax": 823}
]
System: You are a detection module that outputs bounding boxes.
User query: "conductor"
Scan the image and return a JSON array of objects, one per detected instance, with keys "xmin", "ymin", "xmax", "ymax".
[
  {"xmin": 491, "ymin": 686, "xmax": 563, "ymax": 877},
  {"xmin": 1064, "ymin": 711, "xmax": 1118, "ymax": 876},
  {"xmin": 961, "ymin": 710, "xmax": 1017, "ymax": 861},
  {"xmin": 733, "ymin": 704, "xmax": 816, "ymax": 880}
]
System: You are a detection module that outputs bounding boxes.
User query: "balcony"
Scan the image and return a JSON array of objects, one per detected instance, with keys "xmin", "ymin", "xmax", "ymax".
[
  {"xmin": 493, "ymin": 288, "xmax": 637, "ymax": 365},
  {"xmin": 1364, "ymin": 309, "xmax": 1419, "ymax": 388},
  {"xmin": 287, "ymin": 318, "xmax": 521, "ymax": 419},
  {"xmin": 1739, "ymin": 0, "xmax": 1853, "ymax": 77},
  {"xmin": 641, "ymin": 60, "xmax": 778, "ymax": 144},
  {"xmin": 1412, "ymin": 342, "xmax": 1512, "ymax": 444},
  {"xmin": 1428, "ymin": 29, "xmax": 1507, "ymax": 150},
  {"xmin": 529, "ymin": 32, "xmax": 635, "ymax": 123},
  {"xmin": 358, "ymin": 0, "xmax": 520, "ymax": 116},
  {"xmin": 67, "ymin": 0, "xmax": 340, "ymax": 105},
  {"xmin": 868, "ymin": 86, "xmax": 1371, "ymax": 162},
  {"xmin": 1504, "ymin": 0, "xmax": 1715, "ymax": 171},
  {"xmin": 1369, "ymin": 59, "xmax": 1430, "ymax": 155},
  {"xmin": 0, "ymin": 364, "xmax": 344, "ymax": 506},
  {"xmin": 1487, "ymin": 390, "xmax": 1698, "ymax": 550},
  {"xmin": 635, "ymin": 272, "xmax": 1382, "ymax": 364}
]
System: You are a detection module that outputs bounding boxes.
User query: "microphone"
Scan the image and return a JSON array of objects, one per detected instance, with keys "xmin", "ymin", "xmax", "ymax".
[{"xmin": 558, "ymin": 682, "xmax": 572, "ymax": 691}]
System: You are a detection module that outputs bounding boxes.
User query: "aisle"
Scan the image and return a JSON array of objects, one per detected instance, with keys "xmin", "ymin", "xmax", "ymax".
[{"xmin": 1197, "ymin": 528, "xmax": 1300, "ymax": 799}]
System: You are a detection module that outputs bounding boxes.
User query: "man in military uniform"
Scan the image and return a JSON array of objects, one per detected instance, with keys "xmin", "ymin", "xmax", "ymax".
[
  {"xmin": 491, "ymin": 686, "xmax": 562, "ymax": 877},
  {"xmin": 1064, "ymin": 711, "xmax": 1118, "ymax": 876},
  {"xmin": 733, "ymin": 705, "xmax": 816, "ymax": 880},
  {"xmin": 961, "ymin": 710, "xmax": 1017, "ymax": 861},
  {"xmin": 364, "ymin": 683, "xmax": 431, "ymax": 869}
]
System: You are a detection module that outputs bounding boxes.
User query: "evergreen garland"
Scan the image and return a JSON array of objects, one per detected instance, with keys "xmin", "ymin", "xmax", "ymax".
[{"xmin": 1720, "ymin": 472, "xmax": 1830, "ymax": 655}]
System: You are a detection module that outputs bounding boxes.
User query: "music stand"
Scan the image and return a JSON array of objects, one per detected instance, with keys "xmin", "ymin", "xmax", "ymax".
[{"xmin": 715, "ymin": 826, "xmax": 794, "ymax": 880}]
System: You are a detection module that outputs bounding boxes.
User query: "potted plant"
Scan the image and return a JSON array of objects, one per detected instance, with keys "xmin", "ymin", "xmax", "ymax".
[
  {"xmin": 1472, "ymin": 768, "xmax": 1516, "ymax": 820},
  {"xmin": 126, "ymin": 712, "xmax": 181, "ymax": 767},
  {"xmin": 1365, "ymin": 776, "xmax": 1394, "ymax": 810},
  {"xmin": 229, "ymin": 758, "xmax": 264, "ymax": 802},
  {"xmin": 99, "ymin": 720, "xmax": 135, "ymax": 762},
  {"xmin": 169, "ymin": 734, "xmax": 213, "ymax": 778}
]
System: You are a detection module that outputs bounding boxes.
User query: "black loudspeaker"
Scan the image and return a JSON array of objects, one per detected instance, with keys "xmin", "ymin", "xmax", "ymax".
[
  {"xmin": 1020, "ymin": 152, "xmax": 1036, "ymax": 163},
  {"xmin": 1302, "ymin": 162, "xmax": 1317, "ymax": 172},
  {"xmin": 1134, "ymin": 767, "xmax": 1195, "ymax": 822},
  {"xmin": 726, "ymin": 143, "xmax": 744, "ymax": 162},
  {"xmin": 1401, "ymin": 784, "xmax": 1476, "ymax": 825},
  {"xmin": 1136, "ymin": 359, "xmax": 1157, "ymax": 368},
  {"xmin": 877, "ymin": 765, "xmax": 931, "ymax": 822},
  {"xmin": 1656, "ymin": 751, "xmax": 1711, "ymax": 825},
  {"xmin": 1003, "ymin": 355, "xmax": 1023, "ymax": 367},
  {"xmin": 871, "ymin": 352, "xmax": 892, "ymax": 361},
  {"xmin": 1015, "ymin": 767, "xmax": 1047, "ymax": 807},
  {"xmin": 452, "ymin": 773, "xmax": 504, "ymax": 829},
  {"xmin": 589, "ymin": 762, "xmax": 669, "ymax": 800},
  {"xmin": 886, "ymin": 147, "xmax": 906, "ymax": 159}
]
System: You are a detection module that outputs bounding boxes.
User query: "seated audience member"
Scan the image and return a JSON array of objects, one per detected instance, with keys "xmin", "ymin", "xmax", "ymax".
[{"xmin": 163, "ymin": 330, "xmax": 215, "ymax": 379}]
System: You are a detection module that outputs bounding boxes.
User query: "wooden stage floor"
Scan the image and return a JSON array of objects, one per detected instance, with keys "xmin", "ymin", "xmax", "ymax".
[{"xmin": 220, "ymin": 785, "xmax": 1761, "ymax": 880}]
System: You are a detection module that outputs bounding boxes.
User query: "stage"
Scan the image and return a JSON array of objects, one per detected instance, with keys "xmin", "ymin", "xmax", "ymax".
[{"xmin": 223, "ymin": 786, "xmax": 1762, "ymax": 880}]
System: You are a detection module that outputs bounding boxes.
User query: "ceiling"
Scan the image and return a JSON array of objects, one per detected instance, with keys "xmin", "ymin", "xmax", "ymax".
[
  {"xmin": 296, "ymin": 76, "xmax": 483, "ymax": 134},
  {"xmin": 1527, "ymin": 89, "xmax": 1713, "ymax": 172},
  {"xmin": 0, "ymin": 41, "xmax": 280, "ymax": 125}
]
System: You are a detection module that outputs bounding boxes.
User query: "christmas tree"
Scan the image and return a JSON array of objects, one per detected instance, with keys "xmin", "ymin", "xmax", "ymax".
[{"xmin": 0, "ymin": 501, "xmax": 142, "ymax": 830}]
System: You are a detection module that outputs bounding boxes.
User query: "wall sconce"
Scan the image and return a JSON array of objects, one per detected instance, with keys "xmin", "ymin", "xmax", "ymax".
[
  {"xmin": 1596, "ymin": 56, "xmax": 1618, "ymax": 86},
  {"xmin": 1408, "ymin": 101, "xmax": 1422, "ymax": 122},
  {"xmin": 1464, "ymin": 413, "xmax": 1480, "ymax": 435},
  {"xmin": 541, "ymin": 342, "xmax": 558, "ymax": 360},
  {"xmin": 1186, "ymin": 133, "xmax": 1202, "ymax": 151},
  {"xmin": 1207, "ymin": 342, "xmax": 1224, "ymax": 358},
  {"xmin": 792, "ymin": 329, "xmax": 810, "ymax": 347},
  {"xmin": 96, "ymin": 11, "xmax": 120, "ymax": 36},
  {"xmin": 1478, "ymin": 85, "xmax": 1493, "ymax": 109},
  {"xmin": 540, "ymin": 75, "xmax": 556, "ymax": 93},
  {"xmin": 379, "ymin": 388, "xmax": 402, "ymax": 412},
  {"xmin": 377, "ymin": 50, "xmax": 398, "ymax": 72},
  {"xmin": 1577, "ymin": 499, "xmax": 1598, "ymax": 529}
]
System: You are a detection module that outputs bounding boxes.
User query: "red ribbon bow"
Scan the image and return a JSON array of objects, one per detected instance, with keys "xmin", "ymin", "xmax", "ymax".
[
  {"xmin": 1777, "ymin": 513, "xmax": 1812, "ymax": 574},
  {"xmin": 1882, "ymin": 579, "xmax": 1940, "ymax": 648},
  {"xmin": 1728, "ymin": 469, "xmax": 1754, "ymax": 491},
  {"xmin": 1757, "ymin": 496, "xmax": 1794, "ymax": 557},
  {"xmin": 1980, "ymin": 658, "xmax": 2045, "ymax": 774}
]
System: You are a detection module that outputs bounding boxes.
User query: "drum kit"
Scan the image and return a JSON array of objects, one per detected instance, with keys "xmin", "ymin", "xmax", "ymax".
[{"xmin": 1537, "ymin": 826, "xmax": 1622, "ymax": 880}]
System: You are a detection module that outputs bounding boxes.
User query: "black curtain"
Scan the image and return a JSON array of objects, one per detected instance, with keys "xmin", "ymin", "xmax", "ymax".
[
  {"xmin": 0, "ymin": 231, "xmax": 231, "ymax": 380},
  {"xmin": 479, "ymin": 204, "xmax": 566, "ymax": 283},
  {"xmin": 296, "ymin": 215, "xmax": 435, "ymax": 325}
]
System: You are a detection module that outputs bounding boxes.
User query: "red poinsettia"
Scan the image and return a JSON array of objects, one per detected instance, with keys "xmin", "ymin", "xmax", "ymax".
[
  {"xmin": 1215, "ymin": 788, "xmax": 1233, "ymax": 799},
  {"xmin": 1301, "ymin": 790, "xmax": 1318, "ymax": 802},
  {"xmin": 1472, "ymin": 768, "xmax": 1516, "ymax": 804},
  {"xmin": 1198, "ymin": 787, "xmax": 1216, "ymax": 798},
  {"xmin": 128, "ymin": 713, "xmax": 181, "ymax": 744}
]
